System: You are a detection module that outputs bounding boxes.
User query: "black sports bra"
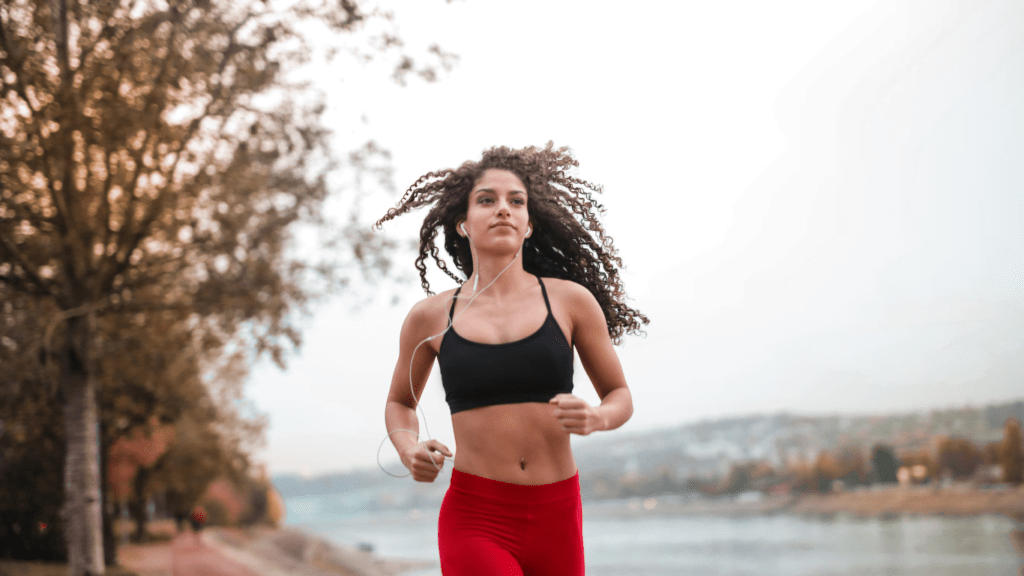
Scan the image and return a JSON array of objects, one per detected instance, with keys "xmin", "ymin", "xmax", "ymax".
[{"xmin": 437, "ymin": 276, "xmax": 574, "ymax": 414}]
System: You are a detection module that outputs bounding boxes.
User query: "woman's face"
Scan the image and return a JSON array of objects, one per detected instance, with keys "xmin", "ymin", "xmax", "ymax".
[{"xmin": 461, "ymin": 169, "xmax": 530, "ymax": 250}]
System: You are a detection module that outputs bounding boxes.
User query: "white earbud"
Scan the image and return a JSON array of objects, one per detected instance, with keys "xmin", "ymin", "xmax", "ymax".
[
  {"xmin": 460, "ymin": 222, "xmax": 468, "ymax": 237},
  {"xmin": 526, "ymin": 225, "xmax": 532, "ymax": 238}
]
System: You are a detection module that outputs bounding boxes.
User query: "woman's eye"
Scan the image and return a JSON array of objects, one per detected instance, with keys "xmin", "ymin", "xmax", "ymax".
[{"xmin": 476, "ymin": 196, "xmax": 524, "ymax": 205}]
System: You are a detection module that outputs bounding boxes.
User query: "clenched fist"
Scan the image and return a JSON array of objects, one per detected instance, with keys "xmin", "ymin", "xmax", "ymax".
[
  {"xmin": 401, "ymin": 439, "xmax": 453, "ymax": 482},
  {"xmin": 549, "ymin": 393, "xmax": 606, "ymax": 436}
]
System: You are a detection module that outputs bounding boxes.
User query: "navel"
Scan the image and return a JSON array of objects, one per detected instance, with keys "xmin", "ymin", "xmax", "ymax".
[{"xmin": 520, "ymin": 458, "xmax": 526, "ymax": 471}]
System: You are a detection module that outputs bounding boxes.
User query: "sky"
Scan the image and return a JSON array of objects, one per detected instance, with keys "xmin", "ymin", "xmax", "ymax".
[{"xmin": 246, "ymin": 0, "xmax": 1024, "ymax": 477}]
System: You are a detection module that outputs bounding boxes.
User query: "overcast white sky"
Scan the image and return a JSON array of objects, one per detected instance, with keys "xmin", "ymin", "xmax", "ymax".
[{"xmin": 246, "ymin": 0, "xmax": 1024, "ymax": 477}]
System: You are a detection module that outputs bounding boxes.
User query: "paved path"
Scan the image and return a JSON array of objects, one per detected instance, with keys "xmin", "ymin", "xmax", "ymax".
[
  {"xmin": 118, "ymin": 539, "xmax": 173, "ymax": 576},
  {"xmin": 172, "ymin": 532, "xmax": 264, "ymax": 576},
  {"xmin": 120, "ymin": 532, "xmax": 263, "ymax": 576}
]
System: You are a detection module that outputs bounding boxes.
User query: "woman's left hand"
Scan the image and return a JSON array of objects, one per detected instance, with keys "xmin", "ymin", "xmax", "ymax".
[{"xmin": 549, "ymin": 393, "xmax": 605, "ymax": 436}]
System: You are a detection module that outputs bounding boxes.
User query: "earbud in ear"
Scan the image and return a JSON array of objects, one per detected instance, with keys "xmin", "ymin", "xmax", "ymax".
[
  {"xmin": 525, "ymin": 225, "xmax": 532, "ymax": 238},
  {"xmin": 460, "ymin": 222, "xmax": 467, "ymax": 237}
]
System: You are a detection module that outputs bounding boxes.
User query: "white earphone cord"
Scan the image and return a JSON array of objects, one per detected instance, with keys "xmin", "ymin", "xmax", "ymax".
[{"xmin": 377, "ymin": 226, "xmax": 527, "ymax": 478}]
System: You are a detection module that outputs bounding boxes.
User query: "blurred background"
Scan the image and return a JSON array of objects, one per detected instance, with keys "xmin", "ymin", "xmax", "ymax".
[{"xmin": 1, "ymin": 0, "xmax": 1022, "ymax": 574}]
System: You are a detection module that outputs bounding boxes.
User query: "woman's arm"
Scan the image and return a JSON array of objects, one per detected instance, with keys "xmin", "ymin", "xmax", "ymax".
[
  {"xmin": 549, "ymin": 281, "xmax": 633, "ymax": 435},
  {"xmin": 384, "ymin": 298, "xmax": 452, "ymax": 481}
]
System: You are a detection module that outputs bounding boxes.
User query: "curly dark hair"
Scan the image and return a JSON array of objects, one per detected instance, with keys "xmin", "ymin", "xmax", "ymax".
[{"xmin": 374, "ymin": 142, "xmax": 648, "ymax": 344}]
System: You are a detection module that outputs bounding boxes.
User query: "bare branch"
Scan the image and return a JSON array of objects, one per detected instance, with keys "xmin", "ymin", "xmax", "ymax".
[
  {"xmin": 0, "ymin": 270, "xmax": 48, "ymax": 296},
  {"xmin": 51, "ymin": 0, "xmax": 72, "ymax": 86},
  {"xmin": 0, "ymin": 229, "xmax": 58, "ymax": 297},
  {"xmin": 106, "ymin": 17, "xmax": 262, "ymax": 288},
  {"xmin": 0, "ymin": 6, "xmax": 42, "ymax": 118},
  {"xmin": 0, "ymin": 5, "xmax": 72, "ymax": 252},
  {"xmin": 71, "ymin": 0, "xmax": 130, "ymax": 77}
]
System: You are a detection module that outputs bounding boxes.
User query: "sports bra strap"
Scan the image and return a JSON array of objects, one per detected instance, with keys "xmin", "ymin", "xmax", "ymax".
[
  {"xmin": 437, "ymin": 272, "xmax": 573, "ymax": 415},
  {"xmin": 537, "ymin": 275, "xmax": 552, "ymax": 314},
  {"xmin": 450, "ymin": 276, "xmax": 550, "ymax": 321},
  {"xmin": 449, "ymin": 285, "xmax": 462, "ymax": 321}
]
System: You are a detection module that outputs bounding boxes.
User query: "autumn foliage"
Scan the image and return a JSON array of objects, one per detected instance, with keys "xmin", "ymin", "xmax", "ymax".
[
  {"xmin": 935, "ymin": 437, "xmax": 982, "ymax": 481},
  {"xmin": 107, "ymin": 418, "xmax": 174, "ymax": 501},
  {"xmin": 1, "ymin": 0, "xmax": 451, "ymax": 570},
  {"xmin": 1002, "ymin": 418, "xmax": 1024, "ymax": 485}
]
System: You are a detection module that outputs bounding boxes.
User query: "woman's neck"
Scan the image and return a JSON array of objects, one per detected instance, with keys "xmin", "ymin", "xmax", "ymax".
[{"xmin": 467, "ymin": 254, "xmax": 529, "ymax": 298}]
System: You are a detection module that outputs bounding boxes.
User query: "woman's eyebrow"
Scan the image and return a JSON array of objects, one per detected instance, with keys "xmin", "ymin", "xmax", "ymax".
[{"xmin": 473, "ymin": 188, "xmax": 526, "ymax": 196}]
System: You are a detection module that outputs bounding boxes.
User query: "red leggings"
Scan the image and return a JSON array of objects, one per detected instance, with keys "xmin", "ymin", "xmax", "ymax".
[{"xmin": 438, "ymin": 469, "xmax": 585, "ymax": 576}]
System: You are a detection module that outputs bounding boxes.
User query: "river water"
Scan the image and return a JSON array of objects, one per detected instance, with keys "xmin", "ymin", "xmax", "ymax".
[{"xmin": 285, "ymin": 494, "xmax": 1024, "ymax": 575}]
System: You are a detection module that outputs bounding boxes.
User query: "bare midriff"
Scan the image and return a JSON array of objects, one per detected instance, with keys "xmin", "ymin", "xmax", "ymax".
[{"xmin": 451, "ymin": 402, "xmax": 577, "ymax": 485}]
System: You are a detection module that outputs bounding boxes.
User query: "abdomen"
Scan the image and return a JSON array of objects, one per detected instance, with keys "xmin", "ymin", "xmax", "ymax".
[{"xmin": 451, "ymin": 402, "xmax": 577, "ymax": 485}]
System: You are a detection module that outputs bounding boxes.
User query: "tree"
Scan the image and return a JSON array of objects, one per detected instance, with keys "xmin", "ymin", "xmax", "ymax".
[
  {"xmin": 107, "ymin": 417, "xmax": 173, "ymax": 542},
  {"xmin": 1001, "ymin": 418, "xmax": 1023, "ymax": 485},
  {"xmin": 833, "ymin": 446, "xmax": 867, "ymax": 487},
  {"xmin": 870, "ymin": 444, "xmax": 899, "ymax": 484},
  {"xmin": 121, "ymin": 347, "xmax": 266, "ymax": 540},
  {"xmin": 0, "ymin": 365, "xmax": 67, "ymax": 560},
  {"xmin": 811, "ymin": 451, "xmax": 841, "ymax": 493},
  {"xmin": 0, "ymin": 290, "xmax": 68, "ymax": 560},
  {"xmin": 719, "ymin": 463, "xmax": 752, "ymax": 496},
  {"xmin": 784, "ymin": 457, "xmax": 815, "ymax": 494},
  {"xmin": 935, "ymin": 436, "xmax": 982, "ymax": 481},
  {"xmin": 0, "ymin": 1, "xmax": 451, "ymax": 572},
  {"xmin": 1, "ymin": 292, "xmax": 265, "ymax": 561}
]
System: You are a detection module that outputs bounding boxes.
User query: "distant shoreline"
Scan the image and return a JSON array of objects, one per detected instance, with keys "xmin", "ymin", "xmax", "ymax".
[{"xmin": 583, "ymin": 485, "xmax": 1024, "ymax": 521}]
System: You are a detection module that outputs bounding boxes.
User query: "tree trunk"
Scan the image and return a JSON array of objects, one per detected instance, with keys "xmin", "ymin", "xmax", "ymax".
[
  {"xmin": 61, "ymin": 316, "xmax": 105, "ymax": 576},
  {"xmin": 101, "ymin": 421, "xmax": 118, "ymax": 566},
  {"xmin": 130, "ymin": 468, "xmax": 150, "ymax": 542}
]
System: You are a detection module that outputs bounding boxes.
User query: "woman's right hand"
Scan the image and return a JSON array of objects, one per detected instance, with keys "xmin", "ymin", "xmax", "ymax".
[{"xmin": 401, "ymin": 440, "xmax": 453, "ymax": 482}]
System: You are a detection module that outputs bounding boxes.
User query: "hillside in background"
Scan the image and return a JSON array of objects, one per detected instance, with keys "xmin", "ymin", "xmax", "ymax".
[
  {"xmin": 571, "ymin": 399, "xmax": 1024, "ymax": 480},
  {"xmin": 274, "ymin": 399, "xmax": 1024, "ymax": 510}
]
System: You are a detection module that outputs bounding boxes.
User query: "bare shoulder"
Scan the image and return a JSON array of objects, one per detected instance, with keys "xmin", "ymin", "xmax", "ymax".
[
  {"xmin": 542, "ymin": 277, "xmax": 598, "ymax": 307},
  {"xmin": 541, "ymin": 277, "xmax": 603, "ymax": 323},
  {"xmin": 542, "ymin": 278, "xmax": 611, "ymax": 348},
  {"xmin": 402, "ymin": 287, "xmax": 460, "ymax": 338}
]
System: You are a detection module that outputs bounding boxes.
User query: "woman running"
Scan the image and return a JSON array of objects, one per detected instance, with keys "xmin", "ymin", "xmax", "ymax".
[{"xmin": 377, "ymin": 143, "xmax": 648, "ymax": 575}]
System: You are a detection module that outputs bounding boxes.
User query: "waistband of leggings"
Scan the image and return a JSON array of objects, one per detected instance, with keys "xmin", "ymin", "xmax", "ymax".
[{"xmin": 449, "ymin": 469, "xmax": 580, "ymax": 503}]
